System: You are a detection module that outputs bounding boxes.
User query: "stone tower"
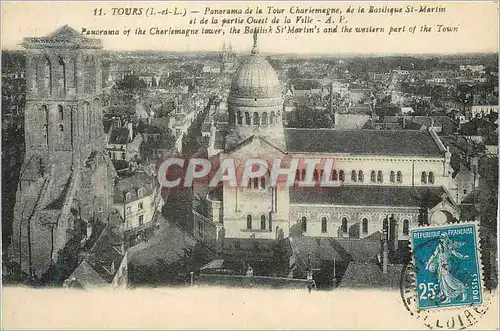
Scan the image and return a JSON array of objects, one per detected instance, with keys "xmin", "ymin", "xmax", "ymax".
[
  {"xmin": 9, "ymin": 26, "xmax": 115, "ymax": 279},
  {"xmin": 225, "ymin": 31, "xmax": 285, "ymax": 151},
  {"xmin": 23, "ymin": 25, "xmax": 106, "ymax": 165}
]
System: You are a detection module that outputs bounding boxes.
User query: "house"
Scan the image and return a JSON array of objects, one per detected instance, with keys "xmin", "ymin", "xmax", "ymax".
[
  {"xmin": 107, "ymin": 123, "xmax": 143, "ymax": 162},
  {"xmin": 113, "ymin": 170, "xmax": 164, "ymax": 246},
  {"xmin": 64, "ymin": 223, "xmax": 128, "ymax": 289}
]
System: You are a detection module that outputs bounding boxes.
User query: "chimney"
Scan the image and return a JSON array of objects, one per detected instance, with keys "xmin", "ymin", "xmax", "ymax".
[
  {"xmin": 127, "ymin": 122, "xmax": 133, "ymax": 142},
  {"xmin": 382, "ymin": 241, "xmax": 388, "ymax": 274},
  {"xmin": 86, "ymin": 222, "xmax": 93, "ymax": 240}
]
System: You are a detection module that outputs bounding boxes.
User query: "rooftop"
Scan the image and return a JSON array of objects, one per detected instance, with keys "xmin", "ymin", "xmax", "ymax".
[
  {"xmin": 284, "ymin": 129, "xmax": 443, "ymax": 156},
  {"xmin": 290, "ymin": 186, "xmax": 450, "ymax": 208}
]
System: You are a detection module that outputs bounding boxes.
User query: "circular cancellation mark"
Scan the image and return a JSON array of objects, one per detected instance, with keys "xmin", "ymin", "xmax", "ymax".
[{"xmin": 399, "ymin": 262, "xmax": 493, "ymax": 330}]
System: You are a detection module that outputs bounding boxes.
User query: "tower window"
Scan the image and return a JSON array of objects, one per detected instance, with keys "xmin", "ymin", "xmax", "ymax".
[
  {"xmin": 370, "ymin": 171, "xmax": 376, "ymax": 183},
  {"xmin": 358, "ymin": 170, "xmax": 364, "ymax": 182},
  {"xmin": 397, "ymin": 171, "xmax": 403, "ymax": 183},
  {"xmin": 402, "ymin": 219, "xmax": 410, "ymax": 236},
  {"xmin": 331, "ymin": 170, "xmax": 338, "ymax": 181},
  {"xmin": 377, "ymin": 171, "xmax": 383, "ymax": 183},
  {"xmin": 252, "ymin": 112, "xmax": 259, "ymax": 125},
  {"xmin": 247, "ymin": 214, "xmax": 252, "ymax": 230},
  {"xmin": 301, "ymin": 169, "xmax": 306, "ymax": 181},
  {"xmin": 58, "ymin": 56, "xmax": 66, "ymax": 92},
  {"xmin": 58, "ymin": 105, "xmax": 64, "ymax": 121},
  {"xmin": 313, "ymin": 169, "xmax": 319, "ymax": 181},
  {"xmin": 351, "ymin": 170, "xmax": 357, "ymax": 182},
  {"xmin": 43, "ymin": 55, "xmax": 52, "ymax": 95},
  {"xmin": 389, "ymin": 171, "xmax": 395, "ymax": 183},
  {"xmin": 262, "ymin": 112, "xmax": 268, "ymax": 125},
  {"xmin": 260, "ymin": 215, "xmax": 266, "ymax": 230},
  {"xmin": 237, "ymin": 111, "xmax": 242, "ymax": 125},
  {"xmin": 301, "ymin": 216, "xmax": 307, "ymax": 232},
  {"xmin": 59, "ymin": 124, "xmax": 64, "ymax": 132},
  {"xmin": 428, "ymin": 172, "xmax": 434, "ymax": 184},
  {"xmin": 339, "ymin": 170, "xmax": 345, "ymax": 182},
  {"xmin": 321, "ymin": 217, "xmax": 327, "ymax": 233},
  {"xmin": 244, "ymin": 112, "xmax": 250, "ymax": 125},
  {"xmin": 341, "ymin": 217, "xmax": 348, "ymax": 233},
  {"xmin": 295, "ymin": 169, "xmax": 300, "ymax": 181},
  {"xmin": 421, "ymin": 171, "xmax": 427, "ymax": 184},
  {"xmin": 362, "ymin": 218, "xmax": 368, "ymax": 234},
  {"xmin": 260, "ymin": 177, "xmax": 266, "ymax": 189},
  {"xmin": 253, "ymin": 177, "xmax": 259, "ymax": 189}
]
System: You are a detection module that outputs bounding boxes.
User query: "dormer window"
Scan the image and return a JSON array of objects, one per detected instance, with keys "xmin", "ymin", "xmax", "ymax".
[
  {"xmin": 125, "ymin": 192, "xmax": 132, "ymax": 201},
  {"xmin": 137, "ymin": 188, "xmax": 144, "ymax": 198}
]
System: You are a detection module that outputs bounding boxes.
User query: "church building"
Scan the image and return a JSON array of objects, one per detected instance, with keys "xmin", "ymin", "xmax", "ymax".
[{"xmin": 194, "ymin": 34, "xmax": 462, "ymax": 254}]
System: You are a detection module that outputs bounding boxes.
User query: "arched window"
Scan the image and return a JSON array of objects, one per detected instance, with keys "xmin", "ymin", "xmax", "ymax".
[
  {"xmin": 331, "ymin": 170, "xmax": 338, "ymax": 181},
  {"xmin": 389, "ymin": 171, "xmax": 395, "ymax": 183},
  {"xmin": 377, "ymin": 171, "xmax": 383, "ymax": 183},
  {"xmin": 58, "ymin": 105, "xmax": 64, "ymax": 121},
  {"xmin": 358, "ymin": 170, "xmax": 364, "ymax": 182},
  {"xmin": 57, "ymin": 56, "xmax": 66, "ymax": 93},
  {"xmin": 253, "ymin": 177, "xmax": 259, "ymax": 189},
  {"xmin": 313, "ymin": 169, "xmax": 319, "ymax": 181},
  {"xmin": 137, "ymin": 188, "xmax": 144, "ymax": 197},
  {"xmin": 341, "ymin": 217, "xmax": 348, "ymax": 233},
  {"xmin": 321, "ymin": 217, "xmax": 327, "ymax": 233},
  {"xmin": 237, "ymin": 111, "xmax": 242, "ymax": 125},
  {"xmin": 67, "ymin": 58, "xmax": 76, "ymax": 88},
  {"xmin": 262, "ymin": 112, "xmax": 268, "ymax": 125},
  {"xmin": 247, "ymin": 178, "xmax": 252, "ymax": 188},
  {"xmin": 245, "ymin": 112, "xmax": 250, "ymax": 125},
  {"xmin": 270, "ymin": 111, "xmax": 276, "ymax": 124},
  {"xmin": 370, "ymin": 171, "xmax": 376, "ymax": 183},
  {"xmin": 43, "ymin": 55, "xmax": 52, "ymax": 95},
  {"xmin": 253, "ymin": 112, "xmax": 259, "ymax": 125},
  {"xmin": 301, "ymin": 216, "xmax": 307, "ymax": 232},
  {"xmin": 59, "ymin": 124, "xmax": 64, "ymax": 132},
  {"xmin": 402, "ymin": 219, "xmax": 410, "ymax": 235},
  {"xmin": 295, "ymin": 169, "xmax": 300, "ymax": 181},
  {"xmin": 320, "ymin": 169, "xmax": 324, "ymax": 181},
  {"xmin": 260, "ymin": 215, "xmax": 266, "ymax": 230},
  {"xmin": 339, "ymin": 170, "xmax": 345, "ymax": 182},
  {"xmin": 260, "ymin": 177, "xmax": 266, "ymax": 189},
  {"xmin": 421, "ymin": 171, "xmax": 427, "ymax": 184},
  {"xmin": 382, "ymin": 218, "xmax": 389, "ymax": 236},
  {"xmin": 362, "ymin": 218, "xmax": 368, "ymax": 234},
  {"xmin": 351, "ymin": 170, "xmax": 357, "ymax": 182},
  {"xmin": 247, "ymin": 215, "xmax": 252, "ymax": 229},
  {"xmin": 428, "ymin": 172, "xmax": 434, "ymax": 184},
  {"xmin": 397, "ymin": 171, "xmax": 403, "ymax": 183},
  {"xmin": 125, "ymin": 192, "xmax": 132, "ymax": 201},
  {"xmin": 301, "ymin": 169, "xmax": 306, "ymax": 181}
]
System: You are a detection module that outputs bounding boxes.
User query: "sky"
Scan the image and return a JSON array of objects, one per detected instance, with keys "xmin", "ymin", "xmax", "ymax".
[{"xmin": 1, "ymin": 1, "xmax": 499, "ymax": 55}]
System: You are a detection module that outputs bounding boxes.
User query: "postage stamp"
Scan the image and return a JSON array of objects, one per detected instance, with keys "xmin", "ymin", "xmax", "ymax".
[{"xmin": 410, "ymin": 222, "xmax": 484, "ymax": 310}]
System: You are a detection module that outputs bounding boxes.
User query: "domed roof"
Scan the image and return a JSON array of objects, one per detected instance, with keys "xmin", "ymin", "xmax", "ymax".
[{"xmin": 229, "ymin": 35, "xmax": 281, "ymax": 99}]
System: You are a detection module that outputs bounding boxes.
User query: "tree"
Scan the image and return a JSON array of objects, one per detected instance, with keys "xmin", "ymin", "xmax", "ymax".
[{"xmin": 287, "ymin": 106, "xmax": 333, "ymax": 129}]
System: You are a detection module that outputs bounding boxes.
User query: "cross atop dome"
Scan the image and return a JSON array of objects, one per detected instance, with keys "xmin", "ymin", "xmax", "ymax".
[{"xmin": 251, "ymin": 30, "xmax": 259, "ymax": 55}]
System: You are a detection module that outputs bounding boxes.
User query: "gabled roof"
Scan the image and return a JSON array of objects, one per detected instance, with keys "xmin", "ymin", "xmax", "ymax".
[
  {"xmin": 290, "ymin": 186, "xmax": 450, "ymax": 208},
  {"xmin": 225, "ymin": 134, "xmax": 287, "ymax": 156},
  {"xmin": 285, "ymin": 129, "xmax": 443, "ymax": 156},
  {"xmin": 338, "ymin": 262, "xmax": 402, "ymax": 289},
  {"xmin": 69, "ymin": 260, "xmax": 107, "ymax": 288}
]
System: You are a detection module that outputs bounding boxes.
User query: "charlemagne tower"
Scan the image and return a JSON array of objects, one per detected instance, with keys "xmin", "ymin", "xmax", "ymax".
[{"xmin": 9, "ymin": 26, "xmax": 115, "ymax": 278}]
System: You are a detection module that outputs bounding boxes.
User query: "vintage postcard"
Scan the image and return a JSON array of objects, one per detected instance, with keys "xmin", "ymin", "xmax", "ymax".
[{"xmin": 1, "ymin": 1, "xmax": 498, "ymax": 329}]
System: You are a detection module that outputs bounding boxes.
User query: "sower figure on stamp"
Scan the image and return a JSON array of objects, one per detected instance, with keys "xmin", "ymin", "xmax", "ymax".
[{"xmin": 425, "ymin": 233, "xmax": 469, "ymax": 303}]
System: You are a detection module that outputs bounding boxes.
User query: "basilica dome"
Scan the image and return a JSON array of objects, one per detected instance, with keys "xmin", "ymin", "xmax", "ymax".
[{"xmin": 229, "ymin": 46, "xmax": 281, "ymax": 99}]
